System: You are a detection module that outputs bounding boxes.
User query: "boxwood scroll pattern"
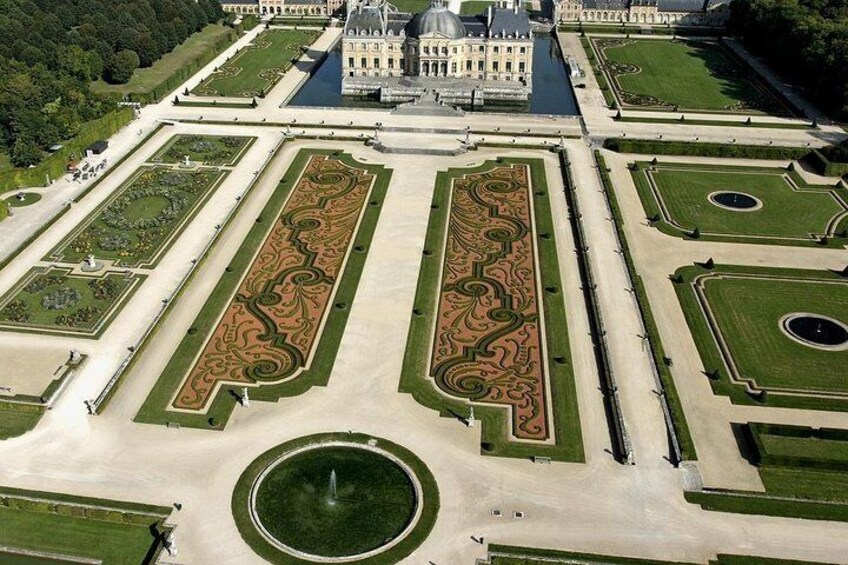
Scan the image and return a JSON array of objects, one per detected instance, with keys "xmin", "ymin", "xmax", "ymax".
[
  {"xmin": 431, "ymin": 163, "xmax": 549, "ymax": 441},
  {"xmin": 173, "ymin": 154, "xmax": 376, "ymax": 411}
]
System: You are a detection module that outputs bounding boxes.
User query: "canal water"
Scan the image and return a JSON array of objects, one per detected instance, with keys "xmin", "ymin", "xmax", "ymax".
[{"xmin": 288, "ymin": 34, "xmax": 579, "ymax": 116}]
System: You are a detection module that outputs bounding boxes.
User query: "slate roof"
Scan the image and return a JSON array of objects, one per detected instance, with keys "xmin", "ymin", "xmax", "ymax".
[
  {"xmin": 489, "ymin": 6, "xmax": 531, "ymax": 38},
  {"xmin": 656, "ymin": 0, "xmax": 706, "ymax": 11},
  {"xmin": 581, "ymin": 0, "xmax": 627, "ymax": 10}
]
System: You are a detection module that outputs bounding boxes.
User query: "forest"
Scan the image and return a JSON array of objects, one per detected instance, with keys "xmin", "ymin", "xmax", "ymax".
[
  {"xmin": 731, "ymin": 0, "xmax": 848, "ymax": 121},
  {"xmin": 0, "ymin": 0, "xmax": 224, "ymax": 167}
]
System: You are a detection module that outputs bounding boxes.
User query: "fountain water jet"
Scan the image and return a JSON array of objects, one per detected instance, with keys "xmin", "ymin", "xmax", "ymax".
[{"xmin": 329, "ymin": 469, "xmax": 337, "ymax": 505}]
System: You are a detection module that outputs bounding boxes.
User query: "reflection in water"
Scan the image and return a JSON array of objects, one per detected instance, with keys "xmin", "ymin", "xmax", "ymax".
[{"xmin": 288, "ymin": 35, "xmax": 579, "ymax": 116}]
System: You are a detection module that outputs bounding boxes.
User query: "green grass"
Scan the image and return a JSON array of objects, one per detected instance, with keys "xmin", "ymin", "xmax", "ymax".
[
  {"xmin": 594, "ymin": 151, "xmax": 696, "ymax": 460},
  {"xmin": 632, "ymin": 162, "xmax": 848, "ymax": 246},
  {"xmin": 232, "ymin": 433, "xmax": 438, "ymax": 565},
  {"xmin": 603, "ymin": 138, "xmax": 810, "ymax": 160},
  {"xmin": 254, "ymin": 446, "xmax": 415, "ymax": 557},
  {"xmin": 0, "ymin": 402, "xmax": 44, "ymax": 441},
  {"xmin": 134, "ymin": 149, "xmax": 391, "ymax": 429},
  {"xmin": 674, "ymin": 264, "xmax": 848, "ymax": 411},
  {"xmin": 389, "ymin": 0, "xmax": 430, "ymax": 12},
  {"xmin": 192, "ymin": 29, "xmax": 320, "ymax": 97},
  {"xmin": 486, "ymin": 545, "xmax": 829, "ymax": 565},
  {"xmin": 4, "ymin": 192, "xmax": 42, "ymax": 207},
  {"xmin": 92, "ymin": 23, "xmax": 236, "ymax": 100},
  {"xmin": 399, "ymin": 158, "xmax": 584, "ymax": 462},
  {"xmin": 0, "ymin": 153, "xmax": 11, "ymax": 172},
  {"xmin": 0, "ymin": 488, "xmax": 170, "ymax": 564},
  {"xmin": 593, "ymin": 38, "xmax": 788, "ymax": 114},
  {"xmin": 47, "ymin": 166, "xmax": 227, "ymax": 268},
  {"xmin": 460, "ymin": 0, "xmax": 495, "ymax": 14},
  {"xmin": 616, "ymin": 116, "xmax": 813, "ymax": 130},
  {"xmin": 0, "ymin": 268, "xmax": 143, "ymax": 338},
  {"xmin": 150, "ymin": 134, "xmax": 256, "ymax": 166}
]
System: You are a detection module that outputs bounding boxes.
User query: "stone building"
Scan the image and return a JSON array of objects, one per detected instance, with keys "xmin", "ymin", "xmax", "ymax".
[
  {"xmin": 220, "ymin": 0, "xmax": 344, "ymax": 16},
  {"xmin": 340, "ymin": 0, "xmax": 534, "ymax": 105},
  {"xmin": 555, "ymin": 0, "xmax": 731, "ymax": 25}
]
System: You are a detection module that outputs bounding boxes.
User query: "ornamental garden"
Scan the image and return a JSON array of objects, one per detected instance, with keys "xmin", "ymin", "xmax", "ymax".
[
  {"xmin": 631, "ymin": 161, "xmax": 848, "ymax": 246},
  {"xmin": 135, "ymin": 149, "xmax": 391, "ymax": 429},
  {"xmin": 401, "ymin": 158, "xmax": 583, "ymax": 462},
  {"xmin": 589, "ymin": 38, "xmax": 792, "ymax": 115},
  {"xmin": 191, "ymin": 29, "xmax": 321, "ymax": 98}
]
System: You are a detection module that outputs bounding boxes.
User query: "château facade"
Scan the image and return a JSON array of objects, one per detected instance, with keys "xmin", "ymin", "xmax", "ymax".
[
  {"xmin": 341, "ymin": 0, "xmax": 534, "ymax": 105},
  {"xmin": 555, "ymin": 0, "xmax": 731, "ymax": 25},
  {"xmin": 220, "ymin": 0, "xmax": 344, "ymax": 16}
]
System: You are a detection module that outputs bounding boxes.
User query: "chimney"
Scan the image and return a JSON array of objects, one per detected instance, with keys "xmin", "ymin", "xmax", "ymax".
[
  {"xmin": 514, "ymin": 0, "xmax": 518, "ymax": 14},
  {"xmin": 487, "ymin": 5, "xmax": 493, "ymax": 28}
]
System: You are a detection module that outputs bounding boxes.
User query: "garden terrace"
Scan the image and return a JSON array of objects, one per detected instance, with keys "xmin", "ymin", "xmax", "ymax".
[
  {"xmin": 191, "ymin": 29, "xmax": 322, "ymax": 98},
  {"xmin": 673, "ymin": 264, "xmax": 848, "ymax": 412},
  {"xmin": 0, "ymin": 268, "xmax": 144, "ymax": 338},
  {"xmin": 590, "ymin": 38, "xmax": 792, "ymax": 115},
  {"xmin": 135, "ymin": 150, "xmax": 391, "ymax": 429},
  {"xmin": 631, "ymin": 161, "xmax": 848, "ymax": 247},
  {"xmin": 47, "ymin": 165, "xmax": 228, "ymax": 269},
  {"xmin": 0, "ymin": 486, "xmax": 172, "ymax": 565},
  {"xmin": 151, "ymin": 134, "xmax": 256, "ymax": 167},
  {"xmin": 400, "ymin": 158, "xmax": 583, "ymax": 461}
]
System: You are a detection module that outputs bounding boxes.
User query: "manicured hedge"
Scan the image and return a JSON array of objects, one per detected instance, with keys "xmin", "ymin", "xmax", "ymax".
[
  {"xmin": 0, "ymin": 108, "xmax": 134, "ymax": 193},
  {"xmin": 748, "ymin": 422, "xmax": 848, "ymax": 471},
  {"xmin": 603, "ymin": 138, "xmax": 809, "ymax": 159},
  {"xmin": 805, "ymin": 149, "xmax": 848, "ymax": 178}
]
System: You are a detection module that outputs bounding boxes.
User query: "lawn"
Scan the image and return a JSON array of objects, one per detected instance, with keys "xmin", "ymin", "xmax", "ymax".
[
  {"xmin": 460, "ymin": 0, "xmax": 494, "ymax": 14},
  {"xmin": 0, "ymin": 488, "xmax": 169, "ymax": 565},
  {"xmin": 92, "ymin": 23, "xmax": 236, "ymax": 101},
  {"xmin": 0, "ymin": 402, "xmax": 44, "ymax": 440},
  {"xmin": 399, "ymin": 158, "xmax": 584, "ymax": 462},
  {"xmin": 389, "ymin": 0, "xmax": 430, "ymax": 12},
  {"xmin": 0, "ymin": 268, "xmax": 143, "ymax": 338},
  {"xmin": 674, "ymin": 265, "xmax": 848, "ymax": 410},
  {"xmin": 150, "ymin": 134, "xmax": 256, "ymax": 166},
  {"xmin": 593, "ymin": 38, "xmax": 788, "ymax": 114},
  {"xmin": 48, "ymin": 166, "xmax": 227, "ymax": 268},
  {"xmin": 4, "ymin": 192, "xmax": 42, "ymax": 207},
  {"xmin": 192, "ymin": 29, "xmax": 321, "ymax": 97},
  {"xmin": 632, "ymin": 162, "xmax": 848, "ymax": 246},
  {"xmin": 485, "ymin": 546, "xmax": 827, "ymax": 565}
]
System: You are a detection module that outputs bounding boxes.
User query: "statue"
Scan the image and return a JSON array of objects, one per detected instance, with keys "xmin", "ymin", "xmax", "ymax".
[
  {"xmin": 241, "ymin": 386, "xmax": 250, "ymax": 407},
  {"xmin": 467, "ymin": 406, "xmax": 475, "ymax": 428}
]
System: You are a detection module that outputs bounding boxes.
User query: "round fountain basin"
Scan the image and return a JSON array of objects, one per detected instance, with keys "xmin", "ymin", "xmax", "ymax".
[
  {"xmin": 708, "ymin": 191, "xmax": 763, "ymax": 211},
  {"xmin": 252, "ymin": 444, "xmax": 417, "ymax": 558},
  {"xmin": 781, "ymin": 313, "xmax": 848, "ymax": 350}
]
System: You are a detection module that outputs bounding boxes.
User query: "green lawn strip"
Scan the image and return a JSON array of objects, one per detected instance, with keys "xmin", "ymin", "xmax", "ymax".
[
  {"xmin": 0, "ymin": 268, "xmax": 145, "ymax": 339},
  {"xmin": 231, "ymin": 432, "xmax": 439, "ymax": 565},
  {"xmin": 150, "ymin": 134, "xmax": 257, "ymax": 167},
  {"xmin": 192, "ymin": 29, "xmax": 321, "ymax": 97},
  {"xmin": 673, "ymin": 264, "xmax": 848, "ymax": 411},
  {"xmin": 134, "ymin": 149, "xmax": 391, "ymax": 429},
  {"xmin": 749, "ymin": 424, "xmax": 848, "ymax": 468},
  {"xmin": 91, "ymin": 24, "xmax": 237, "ymax": 103},
  {"xmin": 630, "ymin": 161, "xmax": 848, "ymax": 247},
  {"xmin": 388, "ymin": 0, "xmax": 431, "ymax": 12},
  {"xmin": 486, "ymin": 545, "xmax": 825, "ymax": 565},
  {"xmin": 399, "ymin": 158, "xmax": 584, "ymax": 462},
  {"xmin": 0, "ymin": 402, "xmax": 44, "ymax": 441},
  {"xmin": 595, "ymin": 151, "xmax": 696, "ymax": 460},
  {"xmin": 460, "ymin": 1, "xmax": 495, "ymax": 15},
  {"xmin": 176, "ymin": 100, "xmax": 255, "ymax": 108},
  {"xmin": 0, "ymin": 487, "xmax": 171, "ymax": 565},
  {"xmin": 592, "ymin": 38, "xmax": 788, "ymax": 114},
  {"xmin": 580, "ymin": 35, "xmax": 616, "ymax": 107},
  {"xmin": 616, "ymin": 116, "xmax": 813, "ymax": 130},
  {"xmin": 685, "ymin": 490, "xmax": 848, "ymax": 522},
  {"xmin": 603, "ymin": 138, "xmax": 810, "ymax": 160},
  {"xmin": 0, "ymin": 200, "xmax": 7, "ymax": 222},
  {"xmin": 46, "ymin": 166, "xmax": 229, "ymax": 268}
]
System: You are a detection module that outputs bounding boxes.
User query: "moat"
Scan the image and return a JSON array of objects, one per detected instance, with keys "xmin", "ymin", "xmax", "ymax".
[{"xmin": 288, "ymin": 34, "xmax": 580, "ymax": 116}]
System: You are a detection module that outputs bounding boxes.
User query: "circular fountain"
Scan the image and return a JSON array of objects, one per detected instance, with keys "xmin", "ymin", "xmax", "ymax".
[
  {"xmin": 234, "ymin": 434, "xmax": 438, "ymax": 563},
  {"xmin": 708, "ymin": 191, "xmax": 763, "ymax": 211},
  {"xmin": 780, "ymin": 313, "xmax": 848, "ymax": 350}
]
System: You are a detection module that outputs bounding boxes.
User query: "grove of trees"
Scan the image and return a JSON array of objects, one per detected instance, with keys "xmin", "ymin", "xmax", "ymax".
[
  {"xmin": 0, "ymin": 0, "xmax": 224, "ymax": 167},
  {"xmin": 730, "ymin": 0, "xmax": 848, "ymax": 121}
]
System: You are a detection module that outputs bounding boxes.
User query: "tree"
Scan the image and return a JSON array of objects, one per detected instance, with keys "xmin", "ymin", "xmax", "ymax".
[
  {"xmin": 105, "ymin": 49, "xmax": 139, "ymax": 84},
  {"xmin": 10, "ymin": 136, "xmax": 42, "ymax": 167}
]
